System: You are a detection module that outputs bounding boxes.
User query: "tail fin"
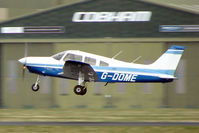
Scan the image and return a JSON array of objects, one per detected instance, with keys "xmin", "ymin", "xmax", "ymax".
[{"xmin": 150, "ymin": 45, "xmax": 185, "ymax": 75}]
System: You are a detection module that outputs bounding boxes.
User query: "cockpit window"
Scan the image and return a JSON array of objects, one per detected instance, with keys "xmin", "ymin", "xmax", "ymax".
[
  {"xmin": 85, "ymin": 57, "xmax": 96, "ymax": 65},
  {"xmin": 100, "ymin": 61, "xmax": 109, "ymax": 66},
  {"xmin": 51, "ymin": 52, "xmax": 65, "ymax": 60},
  {"xmin": 63, "ymin": 53, "xmax": 82, "ymax": 62}
]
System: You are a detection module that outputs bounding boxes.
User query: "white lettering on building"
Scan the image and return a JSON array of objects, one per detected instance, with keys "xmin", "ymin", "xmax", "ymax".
[{"xmin": 72, "ymin": 11, "xmax": 152, "ymax": 22}]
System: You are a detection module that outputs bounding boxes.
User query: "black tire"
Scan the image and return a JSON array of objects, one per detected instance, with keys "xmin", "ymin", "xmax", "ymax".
[
  {"xmin": 32, "ymin": 84, "xmax": 40, "ymax": 91},
  {"xmin": 80, "ymin": 87, "xmax": 87, "ymax": 95},
  {"xmin": 74, "ymin": 85, "xmax": 87, "ymax": 95},
  {"xmin": 74, "ymin": 85, "xmax": 83, "ymax": 95}
]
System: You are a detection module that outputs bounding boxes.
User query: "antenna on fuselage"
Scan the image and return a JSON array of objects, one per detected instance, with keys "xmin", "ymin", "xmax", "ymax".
[
  {"xmin": 131, "ymin": 56, "xmax": 142, "ymax": 63},
  {"xmin": 112, "ymin": 51, "xmax": 123, "ymax": 59}
]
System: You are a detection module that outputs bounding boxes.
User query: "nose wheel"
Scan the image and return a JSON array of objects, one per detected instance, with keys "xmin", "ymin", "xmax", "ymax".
[
  {"xmin": 31, "ymin": 75, "xmax": 40, "ymax": 92},
  {"xmin": 74, "ymin": 85, "xmax": 87, "ymax": 95},
  {"xmin": 32, "ymin": 83, "xmax": 40, "ymax": 91}
]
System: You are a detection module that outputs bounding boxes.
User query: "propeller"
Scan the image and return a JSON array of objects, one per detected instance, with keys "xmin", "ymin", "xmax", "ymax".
[
  {"xmin": 22, "ymin": 43, "xmax": 28, "ymax": 79},
  {"xmin": 22, "ymin": 64, "xmax": 26, "ymax": 79}
]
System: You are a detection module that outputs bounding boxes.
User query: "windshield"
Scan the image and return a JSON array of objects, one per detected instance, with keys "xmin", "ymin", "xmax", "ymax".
[{"xmin": 51, "ymin": 52, "xmax": 65, "ymax": 60}]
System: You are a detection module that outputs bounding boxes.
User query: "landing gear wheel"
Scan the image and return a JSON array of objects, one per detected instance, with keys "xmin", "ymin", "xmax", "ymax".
[
  {"xmin": 74, "ymin": 85, "xmax": 82, "ymax": 95},
  {"xmin": 81, "ymin": 86, "xmax": 87, "ymax": 95},
  {"xmin": 74, "ymin": 85, "xmax": 87, "ymax": 95},
  {"xmin": 32, "ymin": 84, "xmax": 40, "ymax": 91}
]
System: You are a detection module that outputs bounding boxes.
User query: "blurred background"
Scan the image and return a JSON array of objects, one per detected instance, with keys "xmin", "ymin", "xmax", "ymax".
[{"xmin": 0, "ymin": 0, "xmax": 198, "ymax": 109}]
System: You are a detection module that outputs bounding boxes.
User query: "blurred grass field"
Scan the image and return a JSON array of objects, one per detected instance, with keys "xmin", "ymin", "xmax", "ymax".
[
  {"xmin": 1, "ymin": 126, "xmax": 199, "ymax": 133},
  {"xmin": 1, "ymin": 108, "xmax": 199, "ymax": 132},
  {"xmin": 1, "ymin": 108, "xmax": 199, "ymax": 122}
]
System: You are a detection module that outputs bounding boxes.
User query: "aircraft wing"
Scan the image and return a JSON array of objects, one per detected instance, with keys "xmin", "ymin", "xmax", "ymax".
[{"xmin": 61, "ymin": 60, "xmax": 98, "ymax": 82}]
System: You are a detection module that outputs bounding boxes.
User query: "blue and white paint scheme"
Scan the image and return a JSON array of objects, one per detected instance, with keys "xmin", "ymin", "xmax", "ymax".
[{"xmin": 18, "ymin": 45, "xmax": 184, "ymax": 95}]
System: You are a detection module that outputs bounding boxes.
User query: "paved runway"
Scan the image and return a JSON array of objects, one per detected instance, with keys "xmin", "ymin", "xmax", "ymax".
[{"xmin": 1, "ymin": 122, "xmax": 199, "ymax": 126}]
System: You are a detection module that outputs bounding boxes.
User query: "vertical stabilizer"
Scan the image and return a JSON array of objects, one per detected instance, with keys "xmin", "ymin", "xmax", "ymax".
[{"xmin": 150, "ymin": 45, "xmax": 185, "ymax": 75}]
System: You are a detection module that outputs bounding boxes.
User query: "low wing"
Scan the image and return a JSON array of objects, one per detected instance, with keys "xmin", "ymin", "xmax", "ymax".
[{"xmin": 61, "ymin": 60, "xmax": 98, "ymax": 82}]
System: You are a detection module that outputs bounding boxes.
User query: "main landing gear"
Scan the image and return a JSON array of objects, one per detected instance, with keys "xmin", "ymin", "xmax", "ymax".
[
  {"xmin": 31, "ymin": 75, "xmax": 40, "ymax": 91},
  {"xmin": 74, "ymin": 85, "xmax": 87, "ymax": 95},
  {"xmin": 73, "ymin": 71, "xmax": 87, "ymax": 95}
]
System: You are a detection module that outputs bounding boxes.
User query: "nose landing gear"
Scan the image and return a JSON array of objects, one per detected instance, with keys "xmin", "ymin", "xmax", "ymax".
[{"xmin": 31, "ymin": 75, "xmax": 40, "ymax": 91}]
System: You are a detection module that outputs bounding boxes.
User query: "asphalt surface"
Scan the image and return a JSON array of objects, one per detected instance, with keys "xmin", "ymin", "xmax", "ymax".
[{"xmin": 1, "ymin": 122, "xmax": 199, "ymax": 126}]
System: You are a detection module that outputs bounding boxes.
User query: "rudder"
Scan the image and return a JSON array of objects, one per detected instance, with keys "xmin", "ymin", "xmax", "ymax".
[{"xmin": 150, "ymin": 45, "xmax": 185, "ymax": 75}]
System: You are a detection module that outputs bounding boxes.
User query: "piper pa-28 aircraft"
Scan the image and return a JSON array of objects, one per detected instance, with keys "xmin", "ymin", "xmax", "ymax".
[{"xmin": 18, "ymin": 45, "xmax": 184, "ymax": 95}]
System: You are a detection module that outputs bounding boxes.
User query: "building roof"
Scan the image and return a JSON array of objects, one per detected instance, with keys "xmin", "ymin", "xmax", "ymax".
[
  {"xmin": 0, "ymin": 0, "xmax": 199, "ymax": 41},
  {"xmin": 141, "ymin": 0, "xmax": 199, "ymax": 14}
]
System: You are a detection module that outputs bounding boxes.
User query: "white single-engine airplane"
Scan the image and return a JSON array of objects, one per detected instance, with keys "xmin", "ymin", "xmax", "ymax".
[{"xmin": 18, "ymin": 45, "xmax": 184, "ymax": 95}]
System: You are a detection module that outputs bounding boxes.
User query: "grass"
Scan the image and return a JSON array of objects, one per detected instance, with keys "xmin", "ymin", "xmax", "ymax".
[
  {"xmin": 1, "ymin": 126, "xmax": 199, "ymax": 133},
  {"xmin": 1, "ymin": 108, "xmax": 199, "ymax": 122},
  {"xmin": 1, "ymin": 108, "xmax": 199, "ymax": 133}
]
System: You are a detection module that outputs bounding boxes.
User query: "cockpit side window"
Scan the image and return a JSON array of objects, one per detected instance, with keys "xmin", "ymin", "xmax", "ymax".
[
  {"xmin": 85, "ymin": 57, "xmax": 96, "ymax": 65},
  {"xmin": 63, "ymin": 53, "xmax": 82, "ymax": 62},
  {"xmin": 100, "ymin": 61, "xmax": 109, "ymax": 66},
  {"xmin": 51, "ymin": 52, "xmax": 65, "ymax": 60}
]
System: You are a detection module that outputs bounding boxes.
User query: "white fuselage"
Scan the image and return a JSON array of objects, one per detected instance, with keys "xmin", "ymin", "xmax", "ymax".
[{"xmin": 19, "ymin": 50, "xmax": 177, "ymax": 83}]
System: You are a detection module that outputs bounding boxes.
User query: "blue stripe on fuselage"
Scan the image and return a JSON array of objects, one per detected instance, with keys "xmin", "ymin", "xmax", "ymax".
[
  {"xmin": 93, "ymin": 66, "xmax": 174, "ymax": 75},
  {"xmin": 26, "ymin": 63, "xmax": 174, "ymax": 83},
  {"xmin": 27, "ymin": 65, "xmax": 63, "ymax": 77},
  {"xmin": 26, "ymin": 63, "xmax": 175, "ymax": 75}
]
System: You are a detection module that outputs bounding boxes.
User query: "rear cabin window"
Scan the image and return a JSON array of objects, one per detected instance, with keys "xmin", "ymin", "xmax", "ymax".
[
  {"xmin": 85, "ymin": 57, "xmax": 96, "ymax": 65},
  {"xmin": 63, "ymin": 53, "xmax": 82, "ymax": 62},
  {"xmin": 100, "ymin": 61, "xmax": 109, "ymax": 66}
]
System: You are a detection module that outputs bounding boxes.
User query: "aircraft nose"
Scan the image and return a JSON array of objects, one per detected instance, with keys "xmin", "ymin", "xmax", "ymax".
[{"xmin": 18, "ymin": 57, "xmax": 26, "ymax": 64}]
